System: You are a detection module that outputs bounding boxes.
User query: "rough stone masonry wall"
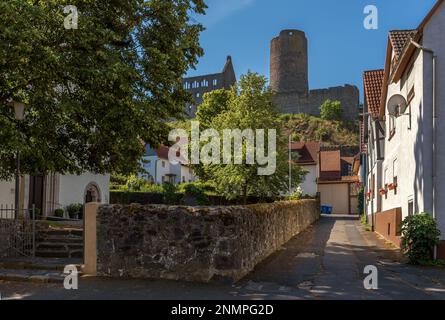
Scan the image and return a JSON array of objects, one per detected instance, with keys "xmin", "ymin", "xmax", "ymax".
[
  {"xmin": 96, "ymin": 200, "xmax": 320, "ymax": 283},
  {"xmin": 275, "ymin": 84, "xmax": 360, "ymax": 121}
]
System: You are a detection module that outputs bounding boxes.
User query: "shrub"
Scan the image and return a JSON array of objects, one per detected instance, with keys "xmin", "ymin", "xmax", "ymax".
[
  {"xmin": 358, "ymin": 187, "xmax": 365, "ymax": 216},
  {"xmin": 315, "ymin": 127, "xmax": 329, "ymax": 141},
  {"xmin": 320, "ymin": 100, "xmax": 343, "ymax": 121},
  {"xmin": 54, "ymin": 209, "xmax": 64, "ymax": 218},
  {"xmin": 28, "ymin": 207, "xmax": 42, "ymax": 220},
  {"xmin": 400, "ymin": 213, "xmax": 441, "ymax": 264},
  {"xmin": 162, "ymin": 183, "xmax": 182, "ymax": 205},
  {"xmin": 181, "ymin": 182, "xmax": 210, "ymax": 205},
  {"xmin": 286, "ymin": 187, "xmax": 303, "ymax": 201},
  {"xmin": 66, "ymin": 204, "xmax": 83, "ymax": 220}
]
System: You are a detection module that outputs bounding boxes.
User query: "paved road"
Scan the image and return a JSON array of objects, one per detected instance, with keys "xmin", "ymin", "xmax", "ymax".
[{"xmin": 1, "ymin": 216, "xmax": 444, "ymax": 300}]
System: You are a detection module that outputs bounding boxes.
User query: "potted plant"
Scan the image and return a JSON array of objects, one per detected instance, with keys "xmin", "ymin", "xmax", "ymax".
[
  {"xmin": 366, "ymin": 190, "xmax": 373, "ymax": 201},
  {"xmin": 388, "ymin": 183, "xmax": 398, "ymax": 191},
  {"xmin": 379, "ymin": 188, "xmax": 387, "ymax": 196},
  {"xmin": 66, "ymin": 204, "xmax": 83, "ymax": 220},
  {"xmin": 54, "ymin": 208, "xmax": 64, "ymax": 218}
]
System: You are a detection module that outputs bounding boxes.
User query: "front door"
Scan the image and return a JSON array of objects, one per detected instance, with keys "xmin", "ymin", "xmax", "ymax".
[{"xmin": 29, "ymin": 175, "xmax": 44, "ymax": 216}]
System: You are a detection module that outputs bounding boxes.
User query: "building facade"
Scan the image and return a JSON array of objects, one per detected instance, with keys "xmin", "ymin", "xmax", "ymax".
[
  {"xmin": 0, "ymin": 173, "xmax": 109, "ymax": 218},
  {"xmin": 182, "ymin": 56, "xmax": 236, "ymax": 118},
  {"xmin": 141, "ymin": 145, "xmax": 196, "ymax": 185},
  {"xmin": 363, "ymin": 0, "xmax": 445, "ymax": 258}
]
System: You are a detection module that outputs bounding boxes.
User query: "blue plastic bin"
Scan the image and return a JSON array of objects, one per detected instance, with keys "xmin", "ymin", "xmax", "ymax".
[{"xmin": 321, "ymin": 206, "xmax": 333, "ymax": 214}]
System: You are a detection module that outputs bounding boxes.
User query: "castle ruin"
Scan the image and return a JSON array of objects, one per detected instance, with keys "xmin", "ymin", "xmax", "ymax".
[{"xmin": 270, "ymin": 30, "xmax": 359, "ymax": 120}]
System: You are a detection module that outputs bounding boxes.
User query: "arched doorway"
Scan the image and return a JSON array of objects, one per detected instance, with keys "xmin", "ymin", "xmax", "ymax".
[{"xmin": 84, "ymin": 182, "xmax": 101, "ymax": 204}]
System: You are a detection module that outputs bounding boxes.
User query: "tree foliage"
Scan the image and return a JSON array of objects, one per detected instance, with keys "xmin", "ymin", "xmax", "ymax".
[
  {"xmin": 196, "ymin": 72, "xmax": 306, "ymax": 201},
  {"xmin": 320, "ymin": 99, "xmax": 343, "ymax": 121},
  {"xmin": 0, "ymin": 0, "xmax": 206, "ymax": 179}
]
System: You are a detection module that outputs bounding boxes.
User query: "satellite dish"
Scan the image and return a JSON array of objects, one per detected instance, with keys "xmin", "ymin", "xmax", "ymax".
[{"xmin": 387, "ymin": 94, "xmax": 408, "ymax": 117}]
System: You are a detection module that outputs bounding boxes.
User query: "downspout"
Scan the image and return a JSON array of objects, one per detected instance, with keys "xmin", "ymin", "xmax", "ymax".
[{"xmin": 411, "ymin": 40, "xmax": 437, "ymax": 259}]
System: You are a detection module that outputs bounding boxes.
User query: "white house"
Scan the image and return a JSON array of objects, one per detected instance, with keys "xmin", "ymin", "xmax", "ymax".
[
  {"xmin": 290, "ymin": 142, "xmax": 320, "ymax": 197},
  {"xmin": 363, "ymin": 0, "xmax": 445, "ymax": 259},
  {"xmin": 0, "ymin": 173, "xmax": 109, "ymax": 218},
  {"xmin": 141, "ymin": 145, "xmax": 196, "ymax": 185}
]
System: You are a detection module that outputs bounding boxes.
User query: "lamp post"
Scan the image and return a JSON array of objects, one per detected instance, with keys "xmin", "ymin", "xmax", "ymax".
[{"xmin": 11, "ymin": 101, "xmax": 25, "ymax": 218}]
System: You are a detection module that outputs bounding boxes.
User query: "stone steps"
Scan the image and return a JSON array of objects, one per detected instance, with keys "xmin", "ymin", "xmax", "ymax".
[
  {"xmin": 0, "ymin": 258, "xmax": 83, "ymax": 283},
  {"xmin": 36, "ymin": 228, "xmax": 84, "ymax": 259},
  {"xmin": 36, "ymin": 248, "xmax": 83, "ymax": 259}
]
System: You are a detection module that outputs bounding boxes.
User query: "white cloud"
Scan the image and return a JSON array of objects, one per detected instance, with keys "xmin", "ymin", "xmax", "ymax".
[{"xmin": 198, "ymin": 0, "xmax": 256, "ymax": 27}]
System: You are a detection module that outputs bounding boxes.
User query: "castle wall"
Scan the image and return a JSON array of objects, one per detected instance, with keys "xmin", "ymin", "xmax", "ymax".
[{"xmin": 275, "ymin": 85, "xmax": 359, "ymax": 120}]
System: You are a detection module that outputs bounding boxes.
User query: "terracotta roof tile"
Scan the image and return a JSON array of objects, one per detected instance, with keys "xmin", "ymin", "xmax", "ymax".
[
  {"xmin": 363, "ymin": 70, "xmax": 384, "ymax": 117},
  {"xmin": 290, "ymin": 141, "xmax": 320, "ymax": 165},
  {"xmin": 360, "ymin": 120, "xmax": 367, "ymax": 154},
  {"xmin": 389, "ymin": 30, "xmax": 417, "ymax": 60},
  {"xmin": 320, "ymin": 150, "xmax": 341, "ymax": 172}
]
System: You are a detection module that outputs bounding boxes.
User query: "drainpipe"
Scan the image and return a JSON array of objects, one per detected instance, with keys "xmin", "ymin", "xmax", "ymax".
[{"xmin": 411, "ymin": 40, "xmax": 437, "ymax": 260}]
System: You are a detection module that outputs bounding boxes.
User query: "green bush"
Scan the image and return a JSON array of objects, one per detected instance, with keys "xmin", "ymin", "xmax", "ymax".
[
  {"xmin": 66, "ymin": 204, "xmax": 83, "ymax": 220},
  {"xmin": 54, "ymin": 208, "xmax": 64, "ymax": 218},
  {"xmin": 162, "ymin": 183, "xmax": 182, "ymax": 205},
  {"xmin": 320, "ymin": 100, "xmax": 343, "ymax": 121},
  {"xmin": 286, "ymin": 187, "xmax": 303, "ymax": 201},
  {"xmin": 28, "ymin": 207, "xmax": 42, "ymax": 220},
  {"xmin": 315, "ymin": 127, "xmax": 329, "ymax": 141},
  {"xmin": 400, "ymin": 213, "xmax": 441, "ymax": 264},
  {"xmin": 181, "ymin": 182, "xmax": 210, "ymax": 205},
  {"xmin": 358, "ymin": 187, "xmax": 365, "ymax": 216}
]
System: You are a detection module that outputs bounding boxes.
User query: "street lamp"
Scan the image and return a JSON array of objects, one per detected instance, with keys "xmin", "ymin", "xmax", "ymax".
[{"xmin": 10, "ymin": 101, "xmax": 26, "ymax": 217}]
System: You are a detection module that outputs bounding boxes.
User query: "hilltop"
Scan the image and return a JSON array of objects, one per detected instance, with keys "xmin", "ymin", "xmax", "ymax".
[{"xmin": 281, "ymin": 113, "xmax": 359, "ymax": 146}]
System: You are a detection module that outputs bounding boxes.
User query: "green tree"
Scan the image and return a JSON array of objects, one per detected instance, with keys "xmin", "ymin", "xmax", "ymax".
[
  {"xmin": 0, "ymin": 0, "xmax": 206, "ymax": 179},
  {"xmin": 198, "ymin": 72, "xmax": 306, "ymax": 202},
  {"xmin": 320, "ymin": 100, "xmax": 343, "ymax": 121},
  {"xmin": 196, "ymin": 89, "xmax": 232, "ymax": 129}
]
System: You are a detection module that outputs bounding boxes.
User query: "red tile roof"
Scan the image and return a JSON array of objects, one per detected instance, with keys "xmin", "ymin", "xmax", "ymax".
[
  {"xmin": 389, "ymin": 30, "xmax": 417, "ymax": 60},
  {"xmin": 360, "ymin": 120, "xmax": 367, "ymax": 154},
  {"xmin": 290, "ymin": 142, "xmax": 320, "ymax": 165},
  {"xmin": 363, "ymin": 70, "xmax": 384, "ymax": 118},
  {"xmin": 320, "ymin": 150, "xmax": 341, "ymax": 173},
  {"xmin": 156, "ymin": 145, "xmax": 188, "ymax": 164}
]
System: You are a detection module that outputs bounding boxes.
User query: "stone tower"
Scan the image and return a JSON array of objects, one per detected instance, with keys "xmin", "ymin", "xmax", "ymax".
[{"xmin": 270, "ymin": 30, "xmax": 309, "ymax": 96}]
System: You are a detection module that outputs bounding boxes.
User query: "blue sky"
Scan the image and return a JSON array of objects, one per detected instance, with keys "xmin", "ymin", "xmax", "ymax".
[{"xmin": 187, "ymin": 0, "xmax": 437, "ymax": 99}]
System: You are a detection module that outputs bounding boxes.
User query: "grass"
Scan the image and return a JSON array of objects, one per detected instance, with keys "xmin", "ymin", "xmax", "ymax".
[
  {"xmin": 360, "ymin": 214, "xmax": 372, "ymax": 232},
  {"xmin": 281, "ymin": 113, "xmax": 359, "ymax": 145}
]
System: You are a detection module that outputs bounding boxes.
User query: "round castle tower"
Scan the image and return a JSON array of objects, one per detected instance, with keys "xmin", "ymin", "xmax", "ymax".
[{"xmin": 270, "ymin": 30, "xmax": 309, "ymax": 95}]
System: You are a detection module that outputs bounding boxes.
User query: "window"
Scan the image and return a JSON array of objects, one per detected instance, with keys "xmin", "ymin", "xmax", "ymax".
[
  {"xmin": 408, "ymin": 199, "xmax": 414, "ymax": 216},
  {"xmin": 389, "ymin": 116, "xmax": 396, "ymax": 139},
  {"xmin": 407, "ymin": 88, "xmax": 415, "ymax": 130},
  {"xmin": 196, "ymin": 93, "xmax": 200, "ymax": 98},
  {"xmin": 182, "ymin": 176, "xmax": 186, "ymax": 183},
  {"xmin": 161, "ymin": 176, "xmax": 165, "ymax": 183},
  {"xmin": 213, "ymin": 79, "xmax": 218, "ymax": 86},
  {"xmin": 162, "ymin": 161, "xmax": 166, "ymax": 168}
]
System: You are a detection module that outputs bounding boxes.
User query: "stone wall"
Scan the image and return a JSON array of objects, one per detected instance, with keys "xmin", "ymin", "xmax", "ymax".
[
  {"xmin": 275, "ymin": 84, "xmax": 360, "ymax": 121},
  {"xmin": 96, "ymin": 200, "xmax": 320, "ymax": 282}
]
